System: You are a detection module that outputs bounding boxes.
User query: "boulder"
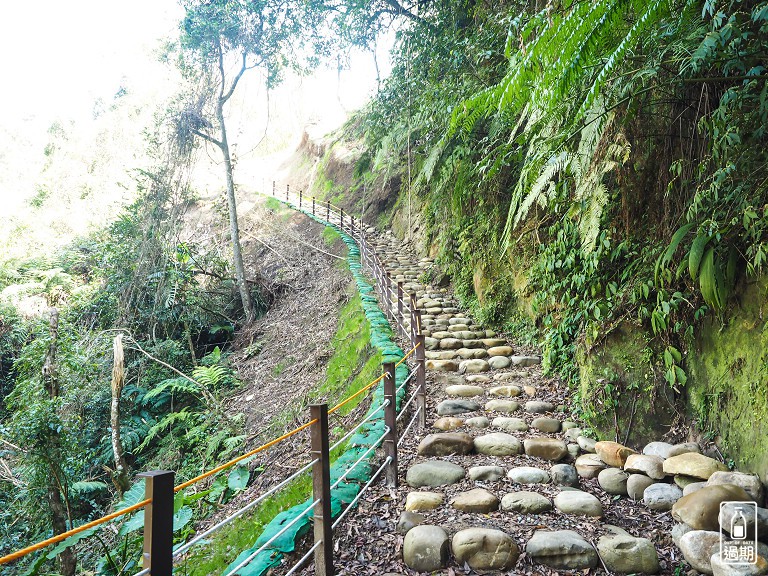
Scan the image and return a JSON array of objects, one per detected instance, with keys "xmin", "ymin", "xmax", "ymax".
[
  {"xmin": 507, "ymin": 466, "xmax": 550, "ymax": 484},
  {"xmin": 405, "ymin": 491, "xmax": 444, "ymax": 511},
  {"xmin": 644, "ymin": 483, "xmax": 683, "ymax": 511},
  {"xmin": 707, "ymin": 471, "xmax": 765, "ymax": 505},
  {"xmin": 451, "ymin": 488, "xmax": 500, "ymax": 513},
  {"xmin": 510, "ymin": 355, "xmax": 541, "ymax": 367},
  {"xmin": 425, "ymin": 359, "xmax": 459, "ymax": 372},
  {"xmin": 501, "ymin": 491, "xmax": 553, "ymax": 513},
  {"xmin": 668, "ymin": 442, "xmax": 702, "ymax": 457},
  {"xmin": 578, "ymin": 436, "xmax": 597, "ymax": 453},
  {"xmin": 575, "ymin": 453, "xmax": 607, "ymax": 478},
  {"xmin": 719, "ymin": 502, "xmax": 768, "ymax": 542},
  {"xmin": 597, "ymin": 534, "xmax": 660, "ymax": 574},
  {"xmin": 487, "ymin": 345, "xmax": 514, "ymax": 357},
  {"xmin": 643, "ymin": 441, "xmax": 674, "ymax": 459},
  {"xmin": 403, "ymin": 525, "xmax": 450, "ymax": 572},
  {"xmin": 598, "ymin": 468, "xmax": 629, "ymax": 496},
  {"xmin": 627, "ymin": 474, "xmax": 655, "ymax": 501},
  {"xmin": 672, "ymin": 484, "xmax": 751, "ymax": 530},
  {"xmin": 663, "ymin": 453, "xmax": 728, "ymax": 480},
  {"xmin": 678, "ymin": 530, "xmax": 721, "ymax": 575},
  {"xmin": 452, "ymin": 528, "xmax": 520, "ymax": 571},
  {"xmin": 474, "ymin": 433, "xmax": 523, "ymax": 457},
  {"xmin": 554, "ymin": 490, "xmax": 603, "ymax": 517},
  {"xmin": 595, "ymin": 441, "xmax": 637, "ymax": 468},
  {"xmin": 526, "ymin": 530, "xmax": 598, "ymax": 569},
  {"xmin": 418, "ymin": 433, "xmax": 474, "ymax": 457},
  {"xmin": 406, "ymin": 461, "xmax": 465, "ymax": 487},
  {"xmin": 624, "ymin": 454, "xmax": 666, "ymax": 480},
  {"xmin": 524, "ymin": 438, "xmax": 568, "ymax": 461},
  {"xmin": 683, "ymin": 481, "xmax": 708, "ymax": 496},
  {"xmin": 396, "ymin": 511, "xmax": 425, "ymax": 534},
  {"xmin": 711, "ymin": 551, "xmax": 768, "ymax": 576}
]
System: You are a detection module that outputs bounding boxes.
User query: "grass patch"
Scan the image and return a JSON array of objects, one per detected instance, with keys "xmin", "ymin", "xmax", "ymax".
[
  {"xmin": 322, "ymin": 226, "xmax": 341, "ymax": 246},
  {"xmin": 265, "ymin": 196, "xmax": 282, "ymax": 211},
  {"xmin": 182, "ymin": 244, "xmax": 384, "ymax": 575}
]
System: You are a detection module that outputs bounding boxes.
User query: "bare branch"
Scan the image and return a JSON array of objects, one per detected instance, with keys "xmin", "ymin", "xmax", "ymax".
[{"xmin": 191, "ymin": 128, "xmax": 224, "ymax": 149}]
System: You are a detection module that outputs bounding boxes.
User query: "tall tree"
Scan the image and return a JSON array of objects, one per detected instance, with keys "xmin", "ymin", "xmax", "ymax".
[{"xmin": 176, "ymin": 0, "xmax": 327, "ymax": 323}]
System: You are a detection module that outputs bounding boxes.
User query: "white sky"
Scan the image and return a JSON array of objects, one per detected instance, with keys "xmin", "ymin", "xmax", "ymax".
[{"xmin": 1, "ymin": 0, "xmax": 183, "ymax": 121}]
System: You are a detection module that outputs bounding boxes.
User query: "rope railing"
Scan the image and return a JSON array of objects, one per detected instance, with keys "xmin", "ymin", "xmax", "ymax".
[{"xmin": 12, "ymin": 183, "xmax": 432, "ymax": 576}]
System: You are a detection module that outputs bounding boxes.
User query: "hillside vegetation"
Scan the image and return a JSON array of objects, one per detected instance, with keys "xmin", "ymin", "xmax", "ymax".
[{"xmin": 306, "ymin": 0, "xmax": 768, "ymax": 473}]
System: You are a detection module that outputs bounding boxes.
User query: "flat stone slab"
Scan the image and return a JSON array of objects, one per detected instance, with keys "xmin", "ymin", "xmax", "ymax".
[
  {"xmin": 452, "ymin": 528, "xmax": 520, "ymax": 571},
  {"xmin": 426, "ymin": 359, "xmax": 459, "ymax": 372},
  {"xmin": 501, "ymin": 491, "xmax": 553, "ymax": 513},
  {"xmin": 524, "ymin": 437, "xmax": 568, "ymax": 461},
  {"xmin": 436, "ymin": 399, "xmax": 481, "ymax": 416},
  {"xmin": 625, "ymin": 454, "xmax": 665, "ymax": 480},
  {"xmin": 488, "ymin": 356, "xmax": 511, "ymax": 369},
  {"xmin": 459, "ymin": 359, "xmax": 491, "ymax": 373},
  {"xmin": 418, "ymin": 433, "xmax": 474, "ymax": 457},
  {"xmin": 468, "ymin": 465, "xmax": 505, "ymax": 482},
  {"xmin": 510, "ymin": 355, "xmax": 540, "ymax": 366},
  {"xmin": 554, "ymin": 490, "xmax": 603, "ymax": 517},
  {"xmin": 433, "ymin": 417, "xmax": 464, "ymax": 431},
  {"xmin": 531, "ymin": 417, "xmax": 562, "ymax": 433},
  {"xmin": 488, "ymin": 385, "xmax": 521, "ymax": 397},
  {"xmin": 407, "ymin": 461, "xmax": 465, "ymax": 487},
  {"xmin": 450, "ymin": 488, "xmax": 500, "ymax": 513},
  {"xmin": 405, "ymin": 491, "xmax": 444, "ymax": 511},
  {"xmin": 465, "ymin": 416, "xmax": 490, "ymax": 429},
  {"xmin": 526, "ymin": 530, "xmax": 598, "ymax": 570},
  {"xmin": 475, "ymin": 433, "xmax": 523, "ymax": 456},
  {"xmin": 492, "ymin": 417, "xmax": 529, "ymax": 432},
  {"xmin": 508, "ymin": 466, "xmax": 550, "ymax": 484},
  {"xmin": 485, "ymin": 399, "xmax": 520, "ymax": 413},
  {"xmin": 663, "ymin": 453, "xmax": 728, "ymax": 479},
  {"xmin": 444, "ymin": 384, "xmax": 484, "ymax": 397},
  {"xmin": 525, "ymin": 400, "xmax": 555, "ymax": 413}
]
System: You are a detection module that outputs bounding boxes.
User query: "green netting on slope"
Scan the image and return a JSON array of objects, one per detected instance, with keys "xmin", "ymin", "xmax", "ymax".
[{"xmin": 223, "ymin": 198, "xmax": 413, "ymax": 576}]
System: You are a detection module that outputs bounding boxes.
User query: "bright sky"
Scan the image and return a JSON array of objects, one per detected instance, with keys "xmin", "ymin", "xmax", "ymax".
[{"xmin": 1, "ymin": 0, "xmax": 183, "ymax": 121}]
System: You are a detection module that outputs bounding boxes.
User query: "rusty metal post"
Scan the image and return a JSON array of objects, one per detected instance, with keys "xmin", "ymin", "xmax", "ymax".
[
  {"xmin": 340, "ymin": 208, "xmax": 345, "ymax": 231},
  {"xmin": 397, "ymin": 281, "xmax": 404, "ymax": 340},
  {"xmin": 385, "ymin": 271, "xmax": 393, "ymax": 321},
  {"xmin": 310, "ymin": 404, "xmax": 334, "ymax": 576},
  {"xmin": 272, "ymin": 180, "xmax": 275, "ymax": 196},
  {"xmin": 409, "ymin": 293, "xmax": 418, "ymax": 348},
  {"xmin": 138, "ymin": 470, "xmax": 174, "ymax": 576},
  {"xmin": 383, "ymin": 363, "xmax": 398, "ymax": 487},
  {"xmin": 326, "ymin": 200, "xmax": 330, "ymax": 222},
  {"xmin": 415, "ymin": 333, "xmax": 426, "ymax": 429},
  {"xmin": 286, "ymin": 184, "xmax": 290, "ymax": 201},
  {"xmin": 312, "ymin": 197, "xmax": 316, "ymax": 215},
  {"xmin": 299, "ymin": 190, "xmax": 303, "ymax": 208}
]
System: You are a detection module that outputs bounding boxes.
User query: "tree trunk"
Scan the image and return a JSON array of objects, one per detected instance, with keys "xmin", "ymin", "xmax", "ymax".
[
  {"xmin": 110, "ymin": 334, "xmax": 130, "ymax": 494},
  {"xmin": 216, "ymin": 92, "xmax": 255, "ymax": 323},
  {"xmin": 42, "ymin": 308, "xmax": 76, "ymax": 576}
]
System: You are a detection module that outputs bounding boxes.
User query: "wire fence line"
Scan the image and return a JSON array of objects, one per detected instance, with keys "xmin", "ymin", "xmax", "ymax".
[{"xmin": 2, "ymin": 184, "xmax": 430, "ymax": 576}]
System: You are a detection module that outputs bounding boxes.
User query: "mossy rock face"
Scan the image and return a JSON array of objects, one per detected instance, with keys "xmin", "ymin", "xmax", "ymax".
[
  {"xmin": 576, "ymin": 321, "xmax": 680, "ymax": 448},
  {"xmin": 686, "ymin": 276, "xmax": 768, "ymax": 480}
]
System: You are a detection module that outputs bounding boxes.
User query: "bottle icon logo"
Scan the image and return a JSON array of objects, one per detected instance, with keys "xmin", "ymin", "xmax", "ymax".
[{"xmin": 731, "ymin": 507, "xmax": 747, "ymax": 540}]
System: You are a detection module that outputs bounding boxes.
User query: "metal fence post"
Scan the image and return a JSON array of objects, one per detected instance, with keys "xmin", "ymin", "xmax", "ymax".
[
  {"xmin": 138, "ymin": 470, "xmax": 174, "ymax": 576},
  {"xmin": 327, "ymin": 201, "xmax": 330, "ymax": 222},
  {"xmin": 286, "ymin": 184, "xmax": 290, "ymax": 201},
  {"xmin": 415, "ymin": 333, "xmax": 427, "ymax": 429},
  {"xmin": 310, "ymin": 404, "xmax": 334, "ymax": 576},
  {"xmin": 409, "ymin": 294, "xmax": 418, "ymax": 348},
  {"xmin": 340, "ymin": 208, "xmax": 345, "ymax": 231},
  {"xmin": 385, "ymin": 271, "xmax": 393, "ymax": 321},
  {"xmin": 396, "ymin": 281, "xmax": 404, "ymax": 340},
  {"xmin": 299, "ymin": 190, "xmax": 303, "ymax": 208},
  {"xmin": 383, "ymin": 363, "xmax": 398, "ymax": 487},
  {"xmin": 312, "ymin": 197, "xmax": 316, "ymax": 215}
]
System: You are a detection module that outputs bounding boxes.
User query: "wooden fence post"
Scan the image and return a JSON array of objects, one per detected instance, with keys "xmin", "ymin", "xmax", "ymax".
[
  {"xmin": 383, "ymin": 363, "xmax": 398, "ymax": 487},
  {"xmin": 310, "ymin": 404, "xmax": 334, "ymax": 576},
  {"xmin": 138, "ymin": 470, "xmax": 174, "ymax": 576},
  {"xmin": 415, "ymin": 333, "xmax": 427, "ymax": 429}
]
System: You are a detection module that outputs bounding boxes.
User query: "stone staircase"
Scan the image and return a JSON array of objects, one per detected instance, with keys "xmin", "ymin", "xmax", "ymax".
[{"xmin": 357, "ymin": 226, "xmax": 768, "ymax": 575}]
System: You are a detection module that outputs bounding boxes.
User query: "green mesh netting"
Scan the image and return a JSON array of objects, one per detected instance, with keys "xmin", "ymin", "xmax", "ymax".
[{"xmin": 223, "ymin": 198, "xmax": 411, "ymax": 576}]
